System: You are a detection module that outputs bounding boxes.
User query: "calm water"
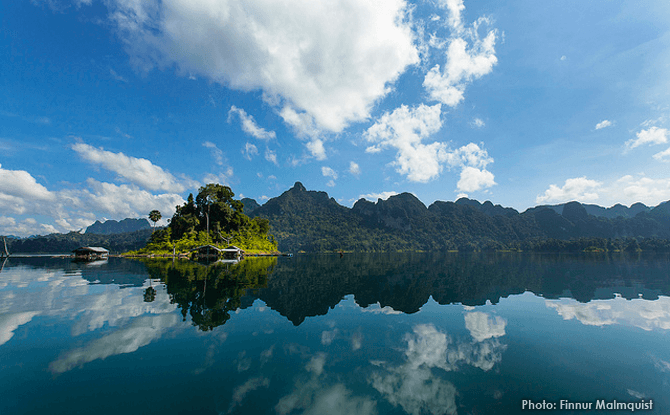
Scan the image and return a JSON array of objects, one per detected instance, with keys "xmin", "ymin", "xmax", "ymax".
[{"xmin": 1, "ymin": 253, "xmax": 669, "ymax": 415}]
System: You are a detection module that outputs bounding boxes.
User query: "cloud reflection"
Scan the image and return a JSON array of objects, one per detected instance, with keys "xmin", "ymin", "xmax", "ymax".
[
  {"xmin": 276, "ymin": 352, "xmax": 377, "ymax": 415},
  {"xmin": 50, "ymin": 313, "xmax": 180, "ymax": 373},
  {"xmin": 370, "ymin": 322, "xmax": 507, "ymax": 415},
  {"xmin": 546, "ymin": 296, "xmax": 670, "ymax": 331}
]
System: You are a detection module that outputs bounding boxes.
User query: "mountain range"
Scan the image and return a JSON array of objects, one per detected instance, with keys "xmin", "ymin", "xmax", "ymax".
[
  {"xmin": 85, "ymin": 218, "xmax": 151, "ymax": 235},
  {"xmin": 244, "ymin": 182, "xmax": 670, "ymax": 252}
]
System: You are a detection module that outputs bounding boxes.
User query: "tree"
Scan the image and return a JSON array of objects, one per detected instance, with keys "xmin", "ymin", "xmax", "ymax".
[{"xmin": 149, "ymin": 210, "xmax": 162, "ymax": 231}]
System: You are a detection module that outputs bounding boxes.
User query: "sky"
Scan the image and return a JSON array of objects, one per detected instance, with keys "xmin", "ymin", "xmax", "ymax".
[{"xmin": 1, "ymin": 0, "xmax": 670, "ymax": 236}]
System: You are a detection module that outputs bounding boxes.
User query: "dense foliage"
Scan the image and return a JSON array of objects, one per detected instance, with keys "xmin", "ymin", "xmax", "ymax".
[
  {"xmin": 248, "ymin": 182, "xmax": 670, "ymax": 253},
  {"xmin": 133, "ymin": 184, "xmax": 277, "ymax": 255}
]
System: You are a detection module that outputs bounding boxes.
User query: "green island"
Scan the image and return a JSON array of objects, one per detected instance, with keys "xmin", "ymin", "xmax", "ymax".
[{"xmin": 125, "ymin": 183, "xmax": 278, "ymax": 257}]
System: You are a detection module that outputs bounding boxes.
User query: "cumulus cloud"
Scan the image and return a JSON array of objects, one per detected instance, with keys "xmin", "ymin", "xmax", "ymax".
[
  {"xmin": 0, "ymin": 164, "xmax": 56, "ymax": 214},
  {"xmin": 72, "ymin": 142, "xmax": 186, "ymax": 192},
  {"xmin": 265, "ymin": 148, "xmax": 278, "ymax": 165},
  {"xmin": 653, "ymin": 147, "xmax": 670, "ymax": 162},
  {"xmin": 70, "ymin": 179, "xmax": 184, "ymax": 219},
  {"xmin": 424, "ymin": 0, "xmax": 497, "ymax": 107},
  {"xmin": 625, "ymin": 127, "xmax": 668, "ymax": 150},
  {"xmin": 471, "ymin": 118, "xmax": 485, "ymax": 128},
  {"xmin": 242, "ymin": 142, "xmax": 259, "ymax": 160},
  {"xmin": 279, "ymin": 106, "xmax": 327, "ymax": 160},
  {"xmin": 595, "ymin": 120, "xmax": 612, "ymax": 130},
  {"xmin": 321, "ymin": 167, "xmax": 338, "ymax": 180},
  {"xmin": 228, "ymin": 105, "xmax": 276, "ymax": 140},
  {"xmin": 364, "ymin": 105, "xmax": 496, "ymax": 187},
  {"xmin": 609, "ymin": 175, "xmax": 670, "ymax": 206},
  {"xmin": 322, "ymin": 166, "xmax": 338, "ymax": 187},
  {"xmin": 109, "ymin": 0, "xmax": 419, "ymax": 134},
  {"xmin": 536, "ymin": 177, "xmax": 602, "ymax": 204},
  {"xmin": 349, "ymin": 161, "xmax": 361, "ymax": 177},
  {"xmin": 364, "ymin": 104, "xmax": 445, "ymax": 182},
  {"xmin": 457, "ymin": 166, "xmax": 496, "ymax": 193}
]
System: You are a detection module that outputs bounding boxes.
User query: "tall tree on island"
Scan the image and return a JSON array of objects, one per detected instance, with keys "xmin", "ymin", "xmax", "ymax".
[{"xmin": 148, "ymin": 210, "xmax": 162, "ymax": 231}]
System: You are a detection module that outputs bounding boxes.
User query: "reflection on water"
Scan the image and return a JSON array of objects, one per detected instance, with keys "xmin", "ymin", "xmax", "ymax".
[{"xmin": 0, "ymin": 253, "xmax": 669, "ymax": 414}]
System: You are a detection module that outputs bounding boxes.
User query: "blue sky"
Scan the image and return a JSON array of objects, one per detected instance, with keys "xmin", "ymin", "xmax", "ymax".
[{"xmin": 1, "ymin": 0, "xmax": 670, "ymax": 236}]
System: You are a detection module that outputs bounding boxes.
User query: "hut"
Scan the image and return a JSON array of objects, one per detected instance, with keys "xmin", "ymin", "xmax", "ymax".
[
  {"xmin": 221, "ymin": 245, "xmax": 243, "ymax": 260},
  {"xmin": 73, "ymin": 246, "xmax": 109, "ymax": 260},
  {"xmin": 190, "ymin": 245, "xmax": 223, "ymax": 261}
]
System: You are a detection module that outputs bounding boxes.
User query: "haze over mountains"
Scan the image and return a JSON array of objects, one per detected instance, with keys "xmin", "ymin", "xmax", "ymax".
[{"xmin": 243, "ymin": 182, "xmax": 670, "ymax": 252}]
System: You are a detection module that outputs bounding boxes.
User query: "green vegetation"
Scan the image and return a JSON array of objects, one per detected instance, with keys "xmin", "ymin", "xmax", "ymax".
[{"xmin": 130, "ymin": 184, "xmax": 277, "ymax": 256}]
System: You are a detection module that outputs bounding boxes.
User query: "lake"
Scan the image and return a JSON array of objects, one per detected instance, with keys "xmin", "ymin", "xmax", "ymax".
[{"xmin": 1, "ymin": 253, "xmax": 669, "ymax": 414}]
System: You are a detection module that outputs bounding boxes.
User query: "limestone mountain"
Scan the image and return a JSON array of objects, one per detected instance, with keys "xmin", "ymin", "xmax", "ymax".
[
  {"xmin": 85, "ymin": 218, "xmax": 151, "ymax": 235},
  {"xmin": 248, "ymin": 182, "xmax": 670, "ymax": 252}
]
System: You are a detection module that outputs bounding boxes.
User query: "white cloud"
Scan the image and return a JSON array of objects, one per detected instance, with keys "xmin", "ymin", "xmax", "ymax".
[
  {"xmin": 203, "ymin": 141, "xmax": 224, "ymax": 166},
  {"xmin": 536, "ymin": 174, "xmax": 670, "ymax": 207},
  {"xmin": 321, "ymin": 167, "xmax": 338, "ymax": 180},
  {"xmin": 626, "ymin": 126, "xmax": 668, "ymax": 150},
  {"xmin": 653, "ymin": 147, "xmax": 670, "ymax": 162},
  {"xmin": 110, "ymin": 0, "xmax": 419, "ymax": 133},
  {"xmin": 265, "ymin": 148, "xmax": 278, "ymax": 165},
  {"xmin": 242, "ymin": 142, "xmax": 259, "ymax": 160},
  {"xmin": 365, "ymin": 105, "xmax": 496, "ymax": 189},
  {"xmin": 349, "ymin": 161, "xmax": 361, "ymax": 177},
  {"xmin": 72, "ymin": 142, "xmax": 186, "ymax": 192},
  {"xmin": 595, "ymin": 120, "xmax": 612, "ymax": 130},
  {"xmin": 423, "ymin": 1, "xmax": 497, "ymax": 107},
  {"xmin": 536, "ymin": 177, "xmax": 602, "ymax": 204},
  {"xmin": 0, "ymin": 164, "xmax": 56, "ymax": 215},
  {"xmin": 609, "ymin": 175, "xmax": 670, "ymax": 206},
  {"xmin": 228, "ymin": 105, "xmax": 276, "ymax": 140},
  {"xmin": 364, "ymin": 103, "xmax": 445, "ymax": 182},
  {"xmin": 471, "ymin": 118, "xmax": 485, "ymax": 128},
  {"xmin": 560, "ymin": 55, "xmax": 567, "ymax": 61},
  {"xmin": 279, "ymin": 106, "xmax": 327, "ymax": 160},
  {"xmin": 71, "ymin": 179, "xmax": 185, "ymax": 219},
  {"xmin": 457, "ymin": 166, "xmax": 496, "ymax": 193},
  {"xmin": 358, "ymin": 192, "xmax": 399, "ymax": 202}
]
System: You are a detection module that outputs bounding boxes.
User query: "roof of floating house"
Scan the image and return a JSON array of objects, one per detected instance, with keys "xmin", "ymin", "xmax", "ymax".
[
  {"xmin": 73, "ymin": 246, "xmax": 109, "ymax": 254},
  {"xmin": 222, "ymin": 245, "xmax": 243, "ymax": 252}
]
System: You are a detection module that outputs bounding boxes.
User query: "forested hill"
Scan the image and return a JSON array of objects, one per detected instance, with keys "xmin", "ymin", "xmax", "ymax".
[
  {"xmin": 86, "ymin": 218, "xmax": 151, "ymax": 234},
  {"xmin": 248, "ymin": 182, "xmax": 670, "ymax": 252}
]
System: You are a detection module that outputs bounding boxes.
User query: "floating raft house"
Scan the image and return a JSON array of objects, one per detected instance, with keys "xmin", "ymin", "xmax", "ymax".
[
  {"xmin": 190, "ymin": 245, "xmax": 243, "ymax": 261},
  {"xmin": 73, "ymin": 246, "xmax": 109, "ymax": 260}
]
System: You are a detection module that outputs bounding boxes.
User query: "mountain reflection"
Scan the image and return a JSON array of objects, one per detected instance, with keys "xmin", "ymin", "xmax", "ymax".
[
  {"xmin": 141, "ymin": 253, "xmax": 670, "ymax": 329},
  {"xmin": 253, "ymin": 253, "xmax": 670, "ymax": 325}
]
